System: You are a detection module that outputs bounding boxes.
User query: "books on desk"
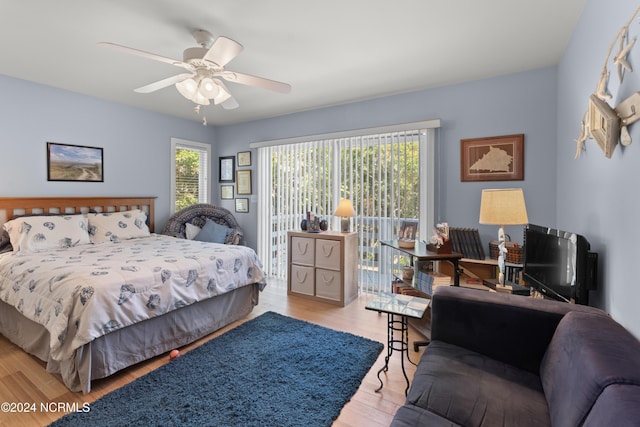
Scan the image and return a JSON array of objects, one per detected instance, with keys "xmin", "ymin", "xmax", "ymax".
[
  {"xmin": 393, "ymin": 271, "xmax": 450, "ymax": 297},
  {"xmin": 449, "ymin": 227, "xmax": 485, "ymax": 260},
  {"xmin": 430, "ymin": 272, "xmax": 451, "ymax": 288},
  {"xmin": 393, "ymin": 282, "xmax": 429, "ymax": 298}
]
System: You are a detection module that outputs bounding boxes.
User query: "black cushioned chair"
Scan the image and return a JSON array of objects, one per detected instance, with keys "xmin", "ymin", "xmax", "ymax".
[{"xmin": 161, "ymin": 204, "xmax": 243, "ymax": 245}]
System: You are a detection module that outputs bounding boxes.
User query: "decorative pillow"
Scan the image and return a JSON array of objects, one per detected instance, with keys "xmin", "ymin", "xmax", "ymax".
[
  {"xmin": 88, "ymin": 209, "xmax": 150, "ymax": 244},
  {"xmin": 3, "ymin": 214, "xmax": 90, "ymax": 253},
  {"xmin": 194, "ymin": 219, "xmax": 231, "ymax": 244},
  {"xmin": 185, "ymin": 223, "xmax": 202, "ymax": 240},
  {"xmin": 0, "ymin": 212, "xmax": 95, "ymax": 253}
]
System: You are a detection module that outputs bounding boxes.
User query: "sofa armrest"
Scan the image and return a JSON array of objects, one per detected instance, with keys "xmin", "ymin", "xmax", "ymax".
[{"xmin": 430, "ymin": 286, "xmax": 607, "ymax": 374}]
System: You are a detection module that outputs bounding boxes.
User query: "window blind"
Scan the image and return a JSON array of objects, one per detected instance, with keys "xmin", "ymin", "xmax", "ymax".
[{"xmin": 255, "ymin": 121, "xmax": 438, "ymax": 293}]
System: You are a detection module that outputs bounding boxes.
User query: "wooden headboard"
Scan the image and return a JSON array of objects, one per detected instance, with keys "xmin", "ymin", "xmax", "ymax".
[{"xmin": 0, "ymin": 196, "xmax": 156, "ymax": 232}]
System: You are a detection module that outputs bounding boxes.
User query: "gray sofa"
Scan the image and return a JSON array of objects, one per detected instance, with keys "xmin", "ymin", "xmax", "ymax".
[{"xmin": 391, "ymin": 286, "xmax": 640, "ymax": 427}]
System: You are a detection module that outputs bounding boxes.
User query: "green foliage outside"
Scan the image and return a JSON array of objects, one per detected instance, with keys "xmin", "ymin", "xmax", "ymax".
[
  {"xmin": 343, "ymin": 143, "xmax": 420, "ymax": 220},
  {"xmin": 175, "ymin": 148, "xmax": 200, "ymax": 211},
  {"xmin": 266, "ymin": 139, "xmax": 421, "ymax": 282},
  {"xmin": 270, "ymin": 146, "xmax": 333, "ymax": 216},
  {"xmin": 270, "ymin": 141, "xmax": 419, "ymax": 220},
  {"xmin": 270, "ymin": 141, "xmax": 420, "ymax": 266}
]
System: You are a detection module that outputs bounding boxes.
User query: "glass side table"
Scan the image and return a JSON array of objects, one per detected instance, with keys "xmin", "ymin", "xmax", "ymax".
[{"xmin": 365, "ymin": 292, "xmax": 430, "ymax": 395}]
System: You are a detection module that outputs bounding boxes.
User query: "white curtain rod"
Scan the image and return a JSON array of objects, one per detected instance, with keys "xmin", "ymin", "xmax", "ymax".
[{"xmin": 249, "ymin": 118, "xmax": 441, "ymax": 149}]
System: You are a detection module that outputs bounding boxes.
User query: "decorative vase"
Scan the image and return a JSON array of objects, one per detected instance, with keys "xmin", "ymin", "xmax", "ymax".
[
  {"xmin": 319, "ymin": 219, "xmax": 328, "ymax": 231},
  {"xmin": 300, "ymin": 219, "xmax": 308, "ymax": 231}
]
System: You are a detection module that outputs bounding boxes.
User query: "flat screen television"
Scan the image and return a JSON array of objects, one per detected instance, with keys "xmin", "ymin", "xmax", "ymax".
[{"xmin": 523, "ymin": 224, "xmax": 598, "ymax": 305}]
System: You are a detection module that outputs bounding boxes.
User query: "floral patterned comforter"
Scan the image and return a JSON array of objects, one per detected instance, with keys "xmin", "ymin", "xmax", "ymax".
[{"xmin": 0, "ymin": 234, "xmax": 266, "ymax": 362}]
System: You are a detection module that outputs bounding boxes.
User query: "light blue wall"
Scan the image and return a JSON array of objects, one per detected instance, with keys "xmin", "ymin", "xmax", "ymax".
[
  {"xmin": 215, "ymin": 67, "xmax": 558, "ymax": 259},
  {"xmin": 0, "ymin": 74, "xmax": 215, "ymax": 230},
  {"xmin": 557, "ymin": 0, "xmax": 640, "ymax": 337}
]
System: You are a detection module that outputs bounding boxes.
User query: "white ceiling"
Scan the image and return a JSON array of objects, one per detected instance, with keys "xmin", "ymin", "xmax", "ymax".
[{"xmin": 0, "ymin": 0, "xmax": 586, "ymax": 126}]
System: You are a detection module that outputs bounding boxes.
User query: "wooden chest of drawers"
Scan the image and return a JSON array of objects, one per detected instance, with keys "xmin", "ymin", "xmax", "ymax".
[{"xmin": 287, "ymin": 231, "xmax": 358, "ymax": 306}]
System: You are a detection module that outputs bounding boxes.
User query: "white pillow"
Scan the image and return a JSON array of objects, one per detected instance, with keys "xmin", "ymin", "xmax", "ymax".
[
  {"xmin": 3, "ymin": 214, "xmax": 90, "ymax": 253},
  {"xmin": 185, "ymin": 223, "xmax": 201, "ymax": 240},
  {"xmin": 88, "ymin": 209, "xmax": 150, "ymax": 244}
]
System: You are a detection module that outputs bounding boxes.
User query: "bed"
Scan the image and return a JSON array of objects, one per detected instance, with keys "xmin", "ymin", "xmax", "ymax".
[{"xmin": 0, "ymin": 196, "xmax": 266, "ymax": 393}]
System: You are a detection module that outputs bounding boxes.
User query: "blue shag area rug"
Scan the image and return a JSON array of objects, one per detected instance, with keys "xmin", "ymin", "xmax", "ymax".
[{"xmin": 49, "ymin": 311, "xmax": 383, "ymax": 427}]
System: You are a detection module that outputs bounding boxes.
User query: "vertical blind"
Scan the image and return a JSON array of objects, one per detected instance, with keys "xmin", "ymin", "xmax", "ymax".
[{"xmin": 254, "ymin": 120, "xmax": 438, "ymax": 293}]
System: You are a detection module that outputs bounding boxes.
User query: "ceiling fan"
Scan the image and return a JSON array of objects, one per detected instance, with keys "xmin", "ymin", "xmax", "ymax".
[{"xmin": 98, "ymin": 29, "xmax": 291, "ymax": 111}]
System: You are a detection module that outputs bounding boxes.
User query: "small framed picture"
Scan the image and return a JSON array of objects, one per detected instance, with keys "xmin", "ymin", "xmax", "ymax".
[
  {"xmin": 237, "ymin": 151, "xmax": 252, "ymax": 167},
  {"xmin": 47, "ymin": 142, "xmax": 104, "ymax": 182},
  {"xmin": 220, "ymin": 185, "xmax": 234, "ymax": 200},
  {"xmin": 219, "ymin": 156, "xmax": 235, "ymax": 183},
  {"xmin": 236, "ymin": 169, "xmax": 252, "ymax": 195},
  {"xmin": 398, "ymin": 220, "xmax": 418, "ymax": 240},
  {"xmin": 235, "ymin": 198, "xmax": 249, "ymax": 213}
]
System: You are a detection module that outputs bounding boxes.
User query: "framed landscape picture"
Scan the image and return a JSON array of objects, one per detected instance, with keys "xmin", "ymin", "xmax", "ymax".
[
  {"xmin": 460, "ymin": 134, "xmax": 524, "ymax": 182},
  {"xmin": 47, "ymin": 142, "xmax": 104, "ymax": 182}
]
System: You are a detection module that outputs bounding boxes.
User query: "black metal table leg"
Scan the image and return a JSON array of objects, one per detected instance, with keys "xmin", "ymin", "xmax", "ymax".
[{"xmin": 375, "ymin": 313, "xmax": 413, "ymax": 395}]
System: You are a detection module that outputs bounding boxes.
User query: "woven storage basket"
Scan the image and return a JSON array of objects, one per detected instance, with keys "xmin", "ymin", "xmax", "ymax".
[{"xmin": 489, "ymin": 240, "xmax": 524, "ymax": 264}]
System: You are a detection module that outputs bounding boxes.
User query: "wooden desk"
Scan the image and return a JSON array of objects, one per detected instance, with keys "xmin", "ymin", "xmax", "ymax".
[
  {"xmin": 439, "ymin": 257, "xmax": 523, "ymax": 284},
  {"xmin": 379, "ymin": 240, "xmax": 463, "ymax": 286},
  {"xmin": 380, "ymin": 240, "xmax": 463, "ymax": 352}
]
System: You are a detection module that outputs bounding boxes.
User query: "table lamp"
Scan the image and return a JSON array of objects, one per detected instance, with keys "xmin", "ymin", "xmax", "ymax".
[
  {"xmin": 334, "ymin": 199, "xmax": 356, "ymax": 233},
  {"xmin": 479, "ymin": 188, "xmax": 528, "ymax": 288}
]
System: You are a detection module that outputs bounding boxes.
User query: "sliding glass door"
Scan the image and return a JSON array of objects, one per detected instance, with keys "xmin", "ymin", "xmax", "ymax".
[{"xmin": 255, "ymin": 122, "xmax": 437, "ymax": 293}]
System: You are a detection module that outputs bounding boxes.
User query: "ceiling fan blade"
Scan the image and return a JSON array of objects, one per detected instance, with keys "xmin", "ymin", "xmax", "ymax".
[
  {"xmin": 203, "ymin": 36, "xmax": 244, "ymax": 67},
  {"xmin": 134, "ymin": 73, "xmax": 193, "ymax": 93},
  {"xmin": 214, "ymin": 80, "xmax": 239, "ymax": 109},
  {"xmin": 221, "ymin": 71, "xmax": 291, "ymax": 93},
  {"xmin": 97, "ymin": 42, "xmax": 193, "ymax": 71},
  {"xmin": 222, "ymin": 96, "xmax": 239, "ymax": 110}
]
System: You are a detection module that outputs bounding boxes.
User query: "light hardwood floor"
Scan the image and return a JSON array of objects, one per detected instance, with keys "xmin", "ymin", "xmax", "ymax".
[{"xmin": 0, "ymin": 280, "xmax": 427, "ymax": 427}]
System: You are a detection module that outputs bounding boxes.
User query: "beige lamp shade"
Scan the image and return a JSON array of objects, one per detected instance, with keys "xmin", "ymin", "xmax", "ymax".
[
  {"xmin": 334, "ymin": 199, "xmax": 356, "ymax": 232},
  {"xmin": 479, "ymin": 188, "xmax": 529, "ymax": 225},
  {"xmin": 334, "ymin": 199, "xmax": 356, "ymax": 217}
]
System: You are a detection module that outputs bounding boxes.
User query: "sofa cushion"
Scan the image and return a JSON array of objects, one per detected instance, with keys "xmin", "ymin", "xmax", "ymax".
[
  {"xmin": 540, "ymin": 311, "xmax": 640, "ymax": 427},
  {"xmin": 407, "ymin": 341, "xmax": 550, "ymax": 427}
]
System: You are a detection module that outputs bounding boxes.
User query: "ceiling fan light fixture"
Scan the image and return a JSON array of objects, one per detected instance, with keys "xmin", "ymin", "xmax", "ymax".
[
  {"xmin": 176, "ymin": 76, "xmax": 210, "ymax": 105},
  {"xmin": 191, "ymin": 90, "xmax": 211, "ymax": 105},
  {"xmin": 212, "ymin": 82, "xmax": 231, "ymax": 104},
  {"xmin": 176, "ymin": 78, "xmax": 198, "ymax": 99},
  {"xmin": 199, "ymin": 77, "xmax": 220, "ymax": 99}
]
